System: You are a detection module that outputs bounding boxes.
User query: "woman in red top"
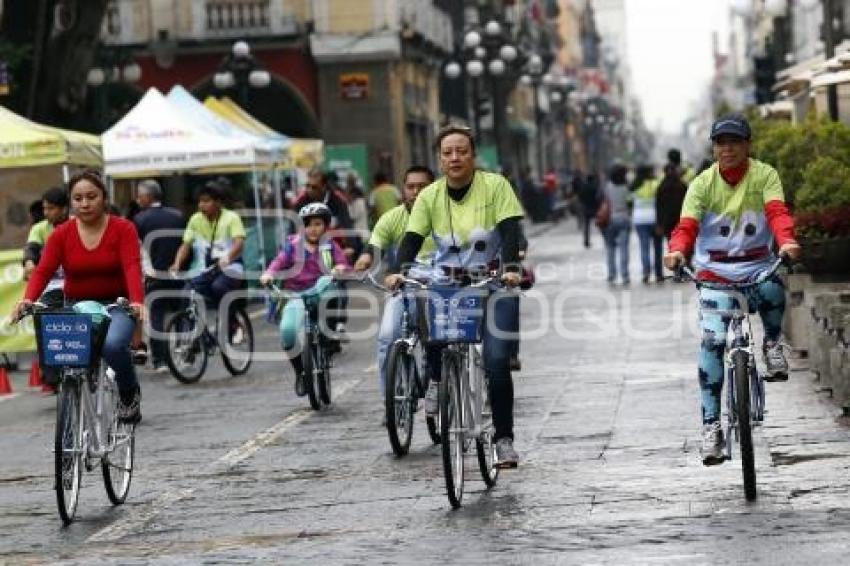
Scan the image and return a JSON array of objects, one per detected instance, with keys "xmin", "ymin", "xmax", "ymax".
[{"xmin": 12, "ymin": 170, "xmax": 145, "ymax": 423}]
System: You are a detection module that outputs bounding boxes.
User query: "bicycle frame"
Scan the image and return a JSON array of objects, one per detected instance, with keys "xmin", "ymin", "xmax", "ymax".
[
  {"xmin": 64, "ymin": 365, "xmax": 122, "ymax": 466},
  {"xmin": 711, "ymin": 290, "xmax": 761, "ymax": 461},
  {"xmin": 456, "ymin": 343, "xmax": 491, "ymax": 443}
]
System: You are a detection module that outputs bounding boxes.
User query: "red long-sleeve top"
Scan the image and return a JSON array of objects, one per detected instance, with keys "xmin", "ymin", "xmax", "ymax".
[{"xmin": 25, "ymin": 216, "xmax": 144, "ymax": 304}]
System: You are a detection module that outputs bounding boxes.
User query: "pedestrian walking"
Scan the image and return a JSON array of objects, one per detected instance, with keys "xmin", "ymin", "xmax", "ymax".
[
  {"xmin": 577, "ymin": 173, "xmax": 601, "ymax": 248},
  {"xmin": 344, "ymin": 173, "xmax": 369, "ymax": 257},
  {"xmin": 601, "ymin": 164, "xmax": 631, "ymax": 285},
  {"xmin": 655, "ymin": 163, "xmax": 688, "ymax": 240},
  {"xmin": 132, "ymin": 179, "xmax": 186, "ymax": 373},
  {"xmin": 631, "ymin": 165, "xmax": 664, "ymax": 284}
]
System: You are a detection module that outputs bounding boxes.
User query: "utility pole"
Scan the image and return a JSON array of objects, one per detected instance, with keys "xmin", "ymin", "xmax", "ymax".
[{"xmin": 824, "ymin": 0, "xmax": 839, "ymax": 120}]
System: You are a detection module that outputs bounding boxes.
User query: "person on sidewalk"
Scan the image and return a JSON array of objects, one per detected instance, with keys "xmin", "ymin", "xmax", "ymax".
[
  {"xmin": 353, "ymin": 165, "xmax": 436, "ymax": 410},
  {"xmin": 631, "ymin": 165, "xmax": 664, "ymax": 284},
  {"xmin": 655, "ymin": 163, "xmax": 689, "ymax": 242},
  {"xmin": 385, "ymin": 125, "xmax": 524, "ymax": 468},
  {"xmin": 664, "ymin": 114, "xmax": 802, "ymax": 466},
  {"xmin": 132, "ymin": 179, "xmax": 186, "ymax": 373},
  {"xmin": 575, "ymin": 173, "xmax": 599, "ymax": 248},
  {"xmin": 601, "ymin": 164, "xmax": 632, "ymax": 285}
]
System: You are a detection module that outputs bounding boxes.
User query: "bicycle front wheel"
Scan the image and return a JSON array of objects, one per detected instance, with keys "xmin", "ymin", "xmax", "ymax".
[
  {"xmin": 165, "ymin": 312, "xmax": 208, "ymax": 384},
  {"xmin": 55, "ymin": 377, "xmax": 82, "ymax": 524},
  {"xmin": 440, "ymin": 351, "xmax": 465, "ymax": 508},
  {"xmin": 385, "ymin": 341, "xmax": 416, "ymax": 456},
  {"xmin": 303, "ymin": 339, "xmax": 321, "ymax": 411},
  {"xmin": 102, "ymin": 421, "xmax": 135, "ymax": 505},
  {"xmin": 222, "ymin": 309, "xmax": 254, "ymax": 376},
  {"xmin": 733, "ymin": 350, "xmax": 757, "ymax": 501},
  {"xmin": 317, "ymin": 338, "xmax": 332, "ymax": 406}
]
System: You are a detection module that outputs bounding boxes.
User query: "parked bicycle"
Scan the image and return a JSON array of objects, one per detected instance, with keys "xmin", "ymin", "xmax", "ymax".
[
  {"xmin": 266, "ymin": 277, "xmax": 338, "ymax": 410},
  {"xmin": 19, "ymin": 299, "xmax": 137, "ymax": 524},
  {"xmin": 164, "ymin": 266, "xmax": 254, "ymax": 383},
  {"xmin": 420, "ymin": 275, "xmax": 508, "ymax": 508},
  {"xmin": 679, "ymin": 256, "xmax": 787, "ymax": 501},
  {"xmin": 364, "ymin": 274, "xmax": 440, "ymax": 456}
]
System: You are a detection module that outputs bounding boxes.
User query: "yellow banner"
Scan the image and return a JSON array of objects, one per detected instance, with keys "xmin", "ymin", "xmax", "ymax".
[{"xmin": 0, "ymin": 249, "xmax": 36, "ymax": 353}]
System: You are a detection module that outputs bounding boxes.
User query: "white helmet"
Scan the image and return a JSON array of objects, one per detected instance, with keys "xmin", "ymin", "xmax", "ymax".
[{"xmin": 298, "ymin": 202, "xmax": 332, "ymax": 224}]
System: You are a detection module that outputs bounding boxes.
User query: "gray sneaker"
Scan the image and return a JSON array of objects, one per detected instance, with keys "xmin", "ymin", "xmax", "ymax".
[
  {"xmin": 117, "ymin": 389, "xmax": 142, "ymax": 425},
  {"xmin": 701, "ymin": 422, "xmax": 724, "ymax": 466},
  {"xmin": 763, "ymin": 340, "xmax": 789, "ymax": 382},
  {"xmin": 495, "ymin": 438, "xmax": 519, "ymax": 469},
  {"xmin": 423, "ymin": 380, "xmax": 439, "ymax": 416}
]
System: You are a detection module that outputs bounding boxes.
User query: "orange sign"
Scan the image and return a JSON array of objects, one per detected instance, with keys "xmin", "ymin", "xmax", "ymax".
[{"xmin": 340, "ymin": 73, "xmax": 369, "ymax": 100}]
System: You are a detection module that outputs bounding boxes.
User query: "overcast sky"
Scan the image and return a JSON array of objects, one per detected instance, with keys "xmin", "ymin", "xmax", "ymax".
[{"xmin": 624, "ymin": 0, "xmax": 732, "ymax": 134}]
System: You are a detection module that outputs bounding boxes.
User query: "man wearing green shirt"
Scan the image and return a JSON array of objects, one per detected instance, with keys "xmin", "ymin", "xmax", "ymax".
[
  {"xmin": 354, "ymin": 165, "xmax": 436, "ymax": 404},
  {"xmin": 385, "ymin": 125, "xmax": 524, "ymax": 468},
  {"xmin": 170, "ymin": 180, "xmax": 246, "ymax": 329},
  {"xmin": 368, "ymin": 172, "xmax": 401, "ymax": 225}
]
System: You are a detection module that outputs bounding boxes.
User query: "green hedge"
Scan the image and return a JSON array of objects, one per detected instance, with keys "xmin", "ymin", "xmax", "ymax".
[{"xmin": 750, "ymin": 115, "xmax": 850, "ymax": 239}]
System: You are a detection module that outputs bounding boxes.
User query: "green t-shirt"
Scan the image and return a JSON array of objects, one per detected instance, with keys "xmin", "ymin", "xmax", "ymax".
[
  {"xmin": 183, "ymin": 208, "xmax": 246, "ymax": 275},
  {"xmin": 406, "ymin": 170, "xmax": 523, "ymax": 268},
  {"xmin": 368, "ymin": 204, "xmax": 435, "ymax": 264},
  {"xmin": 26, "ymin": 219, "xmax": 53, "ymax": 245},
  {"xmin": 369, "ymin": 183, "xmax": 401, "ymax": 221},
  {"xmin": 682, "ymin": 158, "xmax": 784, "ymax": 281}
]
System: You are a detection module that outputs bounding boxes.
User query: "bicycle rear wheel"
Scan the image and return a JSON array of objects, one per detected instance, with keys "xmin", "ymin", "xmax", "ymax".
[
  {"xmin": 222, "ymin": 309, "xmax": 254, "ymax": 376},
  {"xmin": 165, "ymin": 312, "xmax": 208, "ymax": 384},
  {"xmin": 385, "ymin": 341, "xmax": 415, "ymax": 456},
  {"xmin": 55, "ymin": 377, "xmax": 82, "ymax": 524},
  {"xmin": 733, "ymin": 350, "xmax": 757, "ymax": 501},
  {"xmin": 440, "ymin": 351, "xmax": 465, "ymax": 508},
  {"xmin": 303, "ymin": 339, "xmax": 321, "ymax": 411}
]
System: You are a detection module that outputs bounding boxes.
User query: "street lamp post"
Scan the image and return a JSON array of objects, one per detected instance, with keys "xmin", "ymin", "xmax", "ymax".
[
  {"xmin": 822, "ymin": 0, "xmax": 839, "ymax": 120},
  {"xmin": 86, "ymin": 46, "xmax": 142, "ymax": 131},
  {"xmin": 213, "ymin": 40, "xmax": 271, "ymax": 109},
  {"xmin": 444, "ymin": 19, "xmax": 520, "ymax": 172}
]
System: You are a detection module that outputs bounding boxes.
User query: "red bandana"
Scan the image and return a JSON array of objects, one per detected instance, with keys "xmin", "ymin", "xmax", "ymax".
[{"xmin": 719, "ymin": 161, "xmax": 749, "ymax": 186}]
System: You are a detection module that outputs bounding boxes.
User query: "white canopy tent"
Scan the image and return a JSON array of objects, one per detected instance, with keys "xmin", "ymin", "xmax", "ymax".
[{"xmin": 102, "ymin": 87, "xmax": 274, "ymax": 267}]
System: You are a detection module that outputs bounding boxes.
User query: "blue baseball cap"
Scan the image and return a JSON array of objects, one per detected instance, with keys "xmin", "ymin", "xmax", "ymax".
[{"xmin": 710, "ymin": 114, "xmax": 752, "ymax": 141}]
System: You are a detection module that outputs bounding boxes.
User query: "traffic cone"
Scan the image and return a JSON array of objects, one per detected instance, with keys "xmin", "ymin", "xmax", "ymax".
[
  {"xmin": 28, "ymin": 359, "xmax": 42, "ymax": 388},
  {"xmin": 0, "ymin": 367, "xmax": 12, "ymax": 395}
]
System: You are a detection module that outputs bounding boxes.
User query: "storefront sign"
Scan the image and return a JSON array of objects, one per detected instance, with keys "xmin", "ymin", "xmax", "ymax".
[{"xmin": 340, "ymin": 73, "xmax": 369, "ymax": 100}]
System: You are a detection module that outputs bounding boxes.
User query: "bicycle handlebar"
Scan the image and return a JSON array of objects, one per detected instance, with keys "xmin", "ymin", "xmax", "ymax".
[
  {"xmin": 14, "ymin": 297, "xmax": 137, "ymax": 324},
  {"xmin": 677, "ymin": 255, "xmax": 789, "ymax": 290}
]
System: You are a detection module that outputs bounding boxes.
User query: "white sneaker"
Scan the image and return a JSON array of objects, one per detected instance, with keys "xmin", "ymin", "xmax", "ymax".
[
  {"xmin": 701, "ymin": 422, "xmax": 725, "ymax": 466},
  {"xmin": 763, "ymin": 340, "xmax": 789, "ymax": 381},
  {"xmin": 423, "ymin": 380, "xmax": 439, "ymax": 416},
  {"xmin": 231, "ymin": 326, "xmax": 245, "ymax": 345}
]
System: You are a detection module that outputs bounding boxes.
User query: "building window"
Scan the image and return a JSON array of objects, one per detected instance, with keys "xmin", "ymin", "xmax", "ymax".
[{"xmin": 205, "ymin": 0, "xmax": 270, "ymax": 35}]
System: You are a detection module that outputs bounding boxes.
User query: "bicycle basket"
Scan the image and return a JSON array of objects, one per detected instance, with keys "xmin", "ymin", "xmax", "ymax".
[
  {"xmin": 34, "ymin": 305, "xmax": 111, "ymax": 368},
  {"xmin": 417, "ymin": 286, "xmax": 487, "ymax": 345}
]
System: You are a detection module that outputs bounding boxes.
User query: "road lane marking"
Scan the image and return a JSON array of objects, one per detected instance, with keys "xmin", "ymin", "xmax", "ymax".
[
  {"xmin": 87, "ymin": 376, "xmax": 364, "ymax": 543},
  {"xmin": 0, "ymin": 393, "xmax": 20, "ymax": 403}
]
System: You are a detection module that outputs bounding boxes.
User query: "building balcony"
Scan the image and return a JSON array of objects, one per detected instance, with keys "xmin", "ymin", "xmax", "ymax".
[{"xmin": 312, "ymin": 0, "xmax": 452, "ymax": 53}]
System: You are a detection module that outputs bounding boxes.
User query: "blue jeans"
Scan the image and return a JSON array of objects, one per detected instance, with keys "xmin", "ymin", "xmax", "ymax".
[
  {"xmin": 376, "ymin": 293, "xmax": 419, "ymax": 398},
  {"xmin": 697, "ymin": 276, "xmax": 786, "ymax": 424},
  {"xmin": 427, "ymin": 289, "xmax": 519, "ymax": 441},
  {"xmin": 603, "ymin": 218, "xmax": 631, "ymax": 282},
  {"xmin": 101, "ymin": 308, "xmax": 138, "ymax": 403},
  {"xmin": 635, "ymin": 223, "xmax": 663, "ymax": 280}
]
